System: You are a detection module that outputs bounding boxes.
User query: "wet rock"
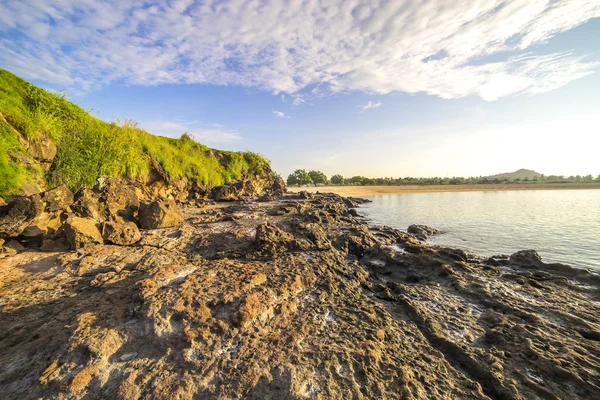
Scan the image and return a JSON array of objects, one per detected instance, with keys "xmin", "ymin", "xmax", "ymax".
[
  {"xmin": 407, "ymin": 224, "xmax": 441, "ymax": 240},
  {"xmin": 487, "ymin": 254, "xmax": 510, "ymax": 266},
  {"xmin": 64, "ymin": 216, "xmax": 104, "ymax": 249},
  {"xmin": 139, "ymin": 198, "xmax": 183, "ymax": 229},
  {"xmin": 509, "ymin": 249, "xmax": 543, "ymax": 268},
  {"xmin": 102, "ymin": 220, "xmax": 141, "ymax": 246}
]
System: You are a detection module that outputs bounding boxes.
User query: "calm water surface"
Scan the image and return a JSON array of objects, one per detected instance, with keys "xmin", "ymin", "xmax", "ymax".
[{"xmin": 359, "ymin": 190, "xmax": 600, "ymax": 270}]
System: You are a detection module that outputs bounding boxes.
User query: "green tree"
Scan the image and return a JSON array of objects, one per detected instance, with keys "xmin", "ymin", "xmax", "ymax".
[
  {"xmin": 287, "ymin": 169, "xmax": 313, "ymax": 186},
  {"xmin": 308, "ymin": 170, "xmax": 328, "ymax": 185},
  {"xmin": 330, "ymin": 174, "xmax": 344, "ymax": 185}
]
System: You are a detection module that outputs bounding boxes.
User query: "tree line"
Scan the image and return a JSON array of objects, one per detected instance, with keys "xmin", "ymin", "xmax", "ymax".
[{"xmin": 286, "ymin": 169, "xmax": 600, "ymax": 187}]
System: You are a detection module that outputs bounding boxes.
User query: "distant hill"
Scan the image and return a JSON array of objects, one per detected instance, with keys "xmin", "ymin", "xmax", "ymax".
[{"xmin": 486, "ymin": 169, "xmax": 542, "ymax": 181}]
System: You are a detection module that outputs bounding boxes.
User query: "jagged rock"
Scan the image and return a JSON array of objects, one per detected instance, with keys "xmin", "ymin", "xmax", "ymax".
[
  {"xmin": 257, "ymin": 194, "xmax": 274, "ymax": 202},
  {"xmin": 41, "ymin": 238, "xmax": 71, "ymax": 252},
  {"xmin": 255, "ymin": 222, "xmax": 308, "ymax": 255},
  {"xmin": 139, "ymin": 198, "xmax": 183, "ymax": 229},
  {"xmin": 64, "ymin": 216, "xmax": 104, "ymax": 249},
  {"xmin": 213, "ymin": 178, "xmax": 271, "ymax": 201},
  {"xmin": 71, "ymin": 188, "xmax": 103, "ymax": 220},
  {"xmin": 509, "ymin": 249, "xmax": 543, "ymax": 267},
  {"xmin": 28, "ymin": 135, "xmax": 57, "ymax": 163},
  {"xmin": 487, "ymin": 254, "xmax": 510, "ymax": 266},
  {"xmin": 407, "ymin": 224, "xmax": 441, "ymax": 240},
  {"xmin": 270, "ymin": 177, "xmax": 286, "ymax": 196},
  {"xmin": 0, "ymin": 194, "xmax": 44, "ymax": 237},
  {"xmin": 102, "ymin": 220, "xmax": 141, "ymax": 245},
  {"xmin": 41, "ymin": 185, "xmax": 74, "ymax": 212},
  {"xmin": 298, "ymin": 190, "xmax": 313, "ymax": 199},
  {"xmin": 95, "ymin": 176, "xmax": 140, "ymax": 221},
  {"xmin": 0, "ymin": 186, "xmax": 73, "ymax": 239}
]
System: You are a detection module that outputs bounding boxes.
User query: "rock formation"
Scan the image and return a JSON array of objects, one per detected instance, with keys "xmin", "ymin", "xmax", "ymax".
[{"xmin": 0, "ymin": 191, "xmax": 599, "ymax": 399}]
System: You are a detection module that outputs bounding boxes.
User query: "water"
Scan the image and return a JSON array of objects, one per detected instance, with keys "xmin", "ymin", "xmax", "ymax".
[{"xmin": 358, "ymin": 190, "xmax": 600, "ymax": 270}]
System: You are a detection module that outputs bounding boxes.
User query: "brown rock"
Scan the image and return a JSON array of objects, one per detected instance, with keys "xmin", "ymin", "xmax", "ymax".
[
  {"xmin": 28, "ymin": 135, "xmax": 57, "ymax": 163},
  {"xmin": 102, "ymin": 221, "xmax": 141, "ymax": 245},
  {"xmin": 95, "ymin": 176, "xmax": 140, "ymax": 221},
  {"xmin": 41, "ymin": 185, "xmax": 74, "ymax": 212},
  {"xmin": 71, "ymin": 188, "xmax": 103, "ymax": 220},
  {"xmin": 270, "ymin": 177, "xmax": 286, "ymax": 196},
  {"xmin": 64, "ymin": 216, "xmax": 104, "ymax": 249},
  {"xmin": 138, "ymin": 198, "xmax": 183, "ymax": 229}
]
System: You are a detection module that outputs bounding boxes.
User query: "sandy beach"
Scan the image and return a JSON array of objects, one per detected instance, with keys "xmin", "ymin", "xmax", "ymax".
[{"xmin": 287, "ymin": 183, "xmax": 600, "ymax": 196}]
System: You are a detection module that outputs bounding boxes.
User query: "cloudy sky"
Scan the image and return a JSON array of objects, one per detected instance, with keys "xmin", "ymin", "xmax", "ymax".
[{"xmin": 1, "ymin": 0, "xmax": 599, "ymax": 178}]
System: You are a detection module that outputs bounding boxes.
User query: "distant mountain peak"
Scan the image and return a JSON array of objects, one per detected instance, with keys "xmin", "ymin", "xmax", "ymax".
[{"xmin": 486, "ymin": 169, "xmax": 542, "ymax": 180}]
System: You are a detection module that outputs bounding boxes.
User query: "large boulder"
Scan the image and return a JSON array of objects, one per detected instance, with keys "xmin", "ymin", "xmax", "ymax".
[
  {"xmin": 102, "ymin": 220, "xmax": 141, "ymax": 245},
  {"xmin": 95, "ymin": 176, "xmax": 140, "ymax": 221},
  {"xmin": 64, "ymin": 216, "xmax": 104, "ymax": 249},
  {"xmin": 270, "ymin": 177, "xmax": 286, "ymax": 196},
  {"xmin": 71, "ymin": 188, "xmax": 103, "ymax": 220},
  {"xmin": 407, "ymin": 224, "xmax": 441, "ymax": 241},
  {"xmin": 139, "ymin": 198, "xmax": 183, "ymax": 229},
  {"xmin": 509, "ymin": 250, "xmax": 543, "ymax": 268},
  {"xmin": 41, "ymin": 185, "xmax": 74, "ymax": 212}
]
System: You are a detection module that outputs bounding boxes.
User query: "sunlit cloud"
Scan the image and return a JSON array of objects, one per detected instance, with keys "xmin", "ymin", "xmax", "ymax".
[
  {"xmin": 142, "ymin": 120, "xmax": 242, "ymax": 143},
  {"xmin": 358, "ymin": 101, "xmax": 382, "ymax": 112},
  {"xmin": 272, "ymin": 110, "xmax": 287, "ymax": 118},
  {"xmin": 0, "ymin": 0, "xmax": 598, "ymax": 100}
]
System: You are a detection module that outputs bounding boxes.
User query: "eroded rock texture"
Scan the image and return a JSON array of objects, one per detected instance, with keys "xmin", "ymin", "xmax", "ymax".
[{"xmin": 0, "ymin": 193, "xmax": 599, "ymax": 399}]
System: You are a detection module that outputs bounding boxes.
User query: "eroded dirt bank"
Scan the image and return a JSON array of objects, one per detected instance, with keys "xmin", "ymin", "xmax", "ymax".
[{"xmin": 1, "ymin": 193, "xmax": 600, "ymax": 399}]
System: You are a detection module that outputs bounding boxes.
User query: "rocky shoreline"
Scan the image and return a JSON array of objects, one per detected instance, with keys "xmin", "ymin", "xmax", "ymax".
[{"xmin": 1, "ymin": 182, "xmax": 599, "ymax": 399}]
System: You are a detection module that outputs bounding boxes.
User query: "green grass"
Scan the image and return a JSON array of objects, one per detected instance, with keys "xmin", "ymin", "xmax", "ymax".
[{"xmin": 0, "ymin": 69, "xmax": 270, "ymax": 196}]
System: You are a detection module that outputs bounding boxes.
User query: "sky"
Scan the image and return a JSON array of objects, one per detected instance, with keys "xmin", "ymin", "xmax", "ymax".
[{"xmin": 1, "ymin": 0, "xmax": 599, "ymax": 179}]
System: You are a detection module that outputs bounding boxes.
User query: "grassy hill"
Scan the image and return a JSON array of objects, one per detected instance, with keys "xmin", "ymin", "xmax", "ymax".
[
  {"xmin": 486, "ymin": 168, "xmax": 542, "ymax": 181},
  {"xmin": 0, "ymin": 69, "xmax": 270, "ymax": 197}
]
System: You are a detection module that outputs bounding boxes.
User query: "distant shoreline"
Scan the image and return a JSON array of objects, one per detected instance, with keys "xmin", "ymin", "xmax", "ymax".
[{"xmin": 287, "ymin": 183, "xmax": 600, "ymax": 196}]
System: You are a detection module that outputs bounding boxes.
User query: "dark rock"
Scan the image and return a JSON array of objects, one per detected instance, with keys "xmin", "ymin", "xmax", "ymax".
[
  {"xmin": 257, "ymin": 194, "xmax": 274, "ymax": 202},
  {"xmin": 487, "ymin": 255, "xmax": 510, "ymax": 266},
  {"xmin": 41, "ymin": 238, "xmax": 71, "ymax": 252},
  {"xmin": 64, "ymin": 216, "xmax": 104, "ymax": 249},
  {"xmin": 139, "ymin": 198, "xmax": 183, "ymax": 229},
  {"xmin": 4, "ymin": 239, "xmax": 25, "ymax": 252},
  {"xmin": 509, "ymin": 250, "xmax": 543, "ymax": 268},
  {"xmin": 298, "ymin": 191, "xmax": 313, "ymax": 199},
  {"xmin": 102, "ymin": 220, "xmax": 141, "ymax": 246},
  {"xmin": 407, "ymin": 224, "xmax": 441, "ymax": 241},
  {"xmin": 71, "ymin": 188, "xmax": 103, "ymax": 220},
  {"xmin": 0, "ymin": 194, "xmax": 44, "ymax": 237},
  {"xmin": 270, "ymin": 177, "xmax": 286, "ymax": 196},
  {"xmin": 254, "ymin": 223, "xmax": 308, "ymax": 256},
  {"xmin": 348, "ymin": 209, "xmax": 359, "ymax": 217}
]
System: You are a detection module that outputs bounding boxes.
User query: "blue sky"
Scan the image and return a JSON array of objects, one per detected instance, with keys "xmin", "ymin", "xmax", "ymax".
[{"xmin": 1, "ymin": 0, "xmax": 599, "ymax": 178}]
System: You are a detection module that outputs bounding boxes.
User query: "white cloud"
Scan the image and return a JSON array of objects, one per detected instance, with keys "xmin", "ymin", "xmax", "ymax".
[
  {"xmin": 142, "ymin": 120, "xmax": 241, "ymax": 143},
  {"xmin": 0, "ymin": 0, "xmax": 598, "ymax": 100},
  {"xmin": 359, "ymin": 101, "xmax": 382, "ymax": 112},
  {"xmin": 272, "ymin": 110, "xmax": 287, "ymax": 118}
]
